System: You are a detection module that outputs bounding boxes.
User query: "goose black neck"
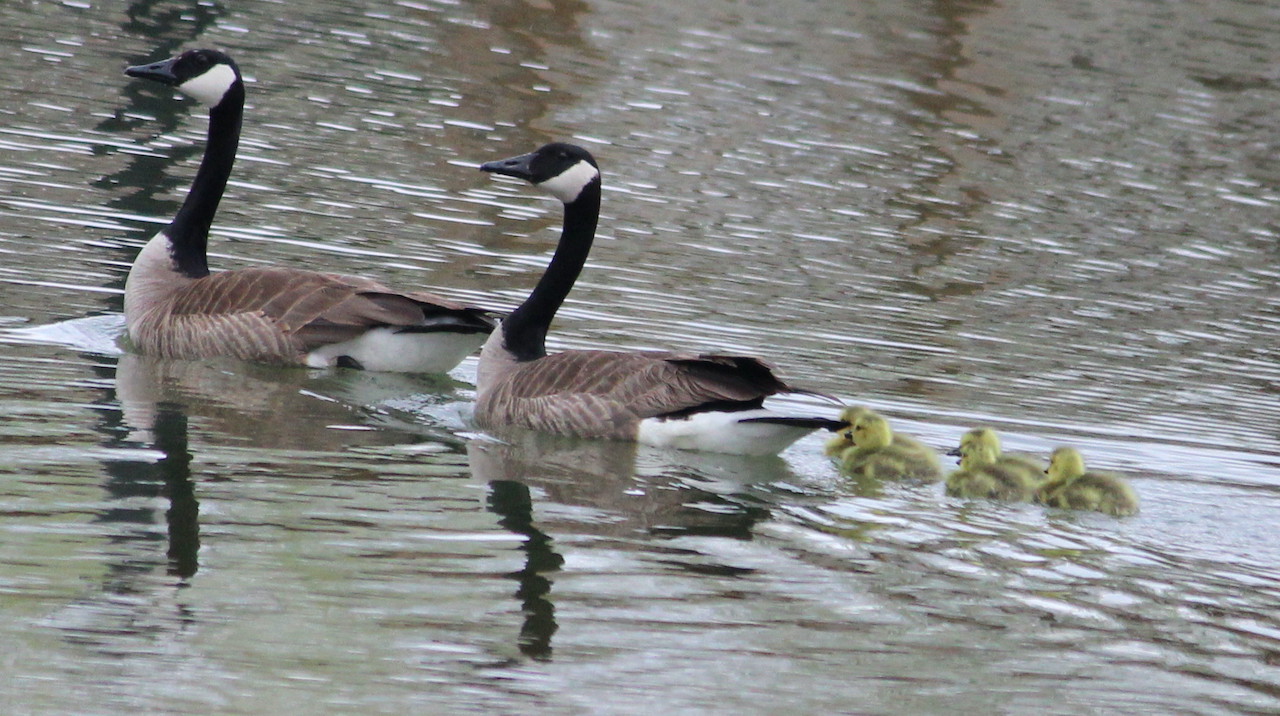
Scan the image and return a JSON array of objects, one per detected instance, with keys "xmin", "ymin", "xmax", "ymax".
[
  {"xmin": 167, "ymin": 83, "xmax": 243, "ymax": 279},
  {"xmin": 502, "ymin": 180, "xmax": 601, "ymax": 361}
]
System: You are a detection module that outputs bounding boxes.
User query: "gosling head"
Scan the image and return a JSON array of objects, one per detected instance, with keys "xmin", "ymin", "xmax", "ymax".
[
  {"xmin": 480, "ymin": 142, "xmax": 601, "ymax": 204},
  {"xmin": 950, "ymin": 428, "xmax": 1002, "ymax": 470},
  {"xmin": 1047, "ymin": 446, "xmax": 1087, "ymax": 481},
  {"xmin": 838, "ymin": 404, "xmax": 872, "ymax": 426},
  {"xmin": 126, "ymin": 48, "xmax": 243, "ymax": 109},
  {"xmin": 851, "ymin": 413, "xmax": 894, "ymax": 450}
]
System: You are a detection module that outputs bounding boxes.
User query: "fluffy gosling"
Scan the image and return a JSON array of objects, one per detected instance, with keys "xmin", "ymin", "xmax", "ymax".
[
  {"xmin": 823, "ymin": 405, "xmax": 872, "ymax": 457},
  {"xmin": 839, "ymin": 412, "xmax": 941, "ymax": 482},
  {"xmin": 945, "ymin": 428, "xmax": 1043, "ymax": 501},
  {"xmin": 1034, "ymin": 447, "xmax": 1139, "ymax": 517}
]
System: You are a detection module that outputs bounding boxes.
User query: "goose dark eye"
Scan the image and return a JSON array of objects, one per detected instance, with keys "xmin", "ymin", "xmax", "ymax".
[{"xmin": 180, "ymin": 51, "xmax": 213, "ymax": 73}]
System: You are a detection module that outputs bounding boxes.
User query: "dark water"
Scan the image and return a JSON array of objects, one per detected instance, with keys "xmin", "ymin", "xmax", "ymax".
[{"xmin": 2, "ymin": 0, "xmax": 1279, "ymax": 713}]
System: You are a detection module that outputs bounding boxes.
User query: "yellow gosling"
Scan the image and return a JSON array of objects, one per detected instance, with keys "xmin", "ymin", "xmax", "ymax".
[
  {"xmin": 823, "ymin": 405, "xmax": 872, "ymax": 457},
  {"xmin": 1035, "ymin": 447, "xmax": 1139, "ymax": 517},
  {"xmin": 945, "ymin": 428, "xmax": 1043, "ymax": 501},
  {"xmin": 839, "ymin": 412, "xmax": 941, "ymax": 482}
]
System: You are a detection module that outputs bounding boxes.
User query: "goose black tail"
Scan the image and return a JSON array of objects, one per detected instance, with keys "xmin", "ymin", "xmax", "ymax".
[{"xmin": 738, "ymin": 417, "xmax": 848, "ymax": 431}]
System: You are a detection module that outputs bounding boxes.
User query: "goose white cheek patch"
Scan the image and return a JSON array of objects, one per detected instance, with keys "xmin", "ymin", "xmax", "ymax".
[
  {"xmin": 179, "ymin": 63, "xmax": 238, "ymax": 106},
  {"xmin": 538, "ymin": 160, "xmax": 600, "ymax": 203}
]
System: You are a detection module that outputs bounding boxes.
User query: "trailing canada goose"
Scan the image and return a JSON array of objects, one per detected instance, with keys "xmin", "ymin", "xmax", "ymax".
[
  {"xmin": 122, "ymin": 49, "xmax": 493, "ymax": 371},
  {"xmin": 474, "ymin": 142, "xmax": 844, "ymax": 455},
  {"xmin": 944, "ymin": 428, "xmax": 1042, "ymax": 501},
  {"xmin": 838, "ymin": 412, "xmax": 942, "ymax": 482},
  {"xmin": 1035, "ymin": 446, "xmax": 1139, "ymax": 516}
]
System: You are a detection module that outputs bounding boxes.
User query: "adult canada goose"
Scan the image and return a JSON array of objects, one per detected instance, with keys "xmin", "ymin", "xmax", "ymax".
[
  {"xmin": 1035, "ymin": 447, "xmax": 1139, "ymax": 517},
  {"xmin": 838, "ymin": 412, "xmax": 942, "ymax": 482},
  {"xmin": 474, "ymin": 142, "xmax": 844, "ymax": 455},
  {"xmin": 944, "ymin": 428, "xmax": 1042, "ymax": 501},
  {"xmin": 122, "ymin": 49, "xmax": 494, "ymax": 371}
]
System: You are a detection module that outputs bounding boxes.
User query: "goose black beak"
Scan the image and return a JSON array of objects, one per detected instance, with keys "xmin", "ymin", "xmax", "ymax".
[
  {"xmin": 480, "ymin": 151, "xmax": 536, "ymax": 181},
  {"xmin": 125, "ymin": 57, "xmax": 180, "ymax": 85},
  {"xmin": 945, "ymin": 447, "xmax": 962, "ymax": 457}
]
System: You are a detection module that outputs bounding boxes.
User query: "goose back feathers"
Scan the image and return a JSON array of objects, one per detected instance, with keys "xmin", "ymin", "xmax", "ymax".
[
  {"xmin": 127, "ymin": 259, "xmax": 492, "ymax": 371},
  {"xmin": 122, "ymin": 49, "xmax": 493, "ymax": 371}
]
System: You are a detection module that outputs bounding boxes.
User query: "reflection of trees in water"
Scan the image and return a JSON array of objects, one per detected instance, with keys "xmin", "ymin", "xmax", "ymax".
[
  {"xmin": 888, "ymin": 0, "xmax": 1003, "ymax": 297},
  {"xmin": 120, "ymin": 0, "xmax": 226, "ymax": 46},
  {"xmin": 469, "ymin": 432, "xmax": 785, "ymax": 659},
  {"xmin": 435, "ymin": 0, "xmax": 605, "ymax": 273},
  {"xmin": 435, "ymin": 0, "xmax": 596, "ymax": 140},
  {"xmin": 95, "ymin": 0, "xmax": 230, "ymax": 310},
  {"xmin": 871, "ymin": 0, "xmax": 1019, "ymax": 402},
  {"xmin": 94, "ymin": 0, "xmax": 603, "ymax": 311}
]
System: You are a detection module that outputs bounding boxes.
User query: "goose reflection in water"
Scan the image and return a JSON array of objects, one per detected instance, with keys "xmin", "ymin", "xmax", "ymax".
[
  {"xmin": 111, "ymin": 355, "xmax": 205, "ymax": 578},
  {"xmin": 41, "ymin": 356, "xmax": 203, "ymax": 653},
  {"xmin": 467, "ymin": 432, "xmax": 788, "ymax": 659},
  {"xmin": 115, "ymin": 351, "xmax": 465, "ymax": 449}
]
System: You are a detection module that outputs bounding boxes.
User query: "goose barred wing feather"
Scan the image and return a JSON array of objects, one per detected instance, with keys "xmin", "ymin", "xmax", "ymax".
[
  {"xmin": 156, "ymin": 268, "xmax": 491, "ymax": 359},
  {"xmin": 480, "ymin": 350, "xmax": 792, "ymax": 439}
]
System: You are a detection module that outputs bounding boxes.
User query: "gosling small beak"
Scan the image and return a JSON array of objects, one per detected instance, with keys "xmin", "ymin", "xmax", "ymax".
[{"xmin": 946, "ymin": 447, "xmax": 962, "ymax": 457}]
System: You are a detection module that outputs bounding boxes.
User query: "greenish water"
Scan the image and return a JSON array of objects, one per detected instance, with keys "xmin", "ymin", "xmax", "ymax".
[{"xmin": 2, "ymin": 0, "xmax": 1278, "ymax": 713}]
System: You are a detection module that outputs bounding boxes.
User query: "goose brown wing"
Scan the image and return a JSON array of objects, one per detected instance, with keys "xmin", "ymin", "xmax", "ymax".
[
  {"xmin": 491, "ymin": 350, "xmax": 794, "ymax": 437},
  {"xmin": 168, "ymin": 268, "xmax": 492, "ymax": 347}
]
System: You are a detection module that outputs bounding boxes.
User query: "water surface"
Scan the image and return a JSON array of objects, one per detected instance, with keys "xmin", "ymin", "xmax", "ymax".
[{"xmin": 2, "ymin": 0, "xmax": 1279, "ymax": 713}]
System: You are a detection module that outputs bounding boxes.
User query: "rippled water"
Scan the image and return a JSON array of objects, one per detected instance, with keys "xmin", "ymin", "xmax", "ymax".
[{"xmin": 2, "ymin": 0, "xmax": 1279, "ymax": 713}]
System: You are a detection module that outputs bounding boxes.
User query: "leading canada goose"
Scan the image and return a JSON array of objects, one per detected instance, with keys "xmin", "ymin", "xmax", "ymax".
[
  {"xmin": 122, "ymin": 49, "xmax": 494, "ymax": 371},
  {"xmin": 474, "ymin": 142, "xmax": 844, "ymax": 455},
  {"xmin": 1035, "ymin": 446, "xmax": 1139, "ymax": 517}
]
